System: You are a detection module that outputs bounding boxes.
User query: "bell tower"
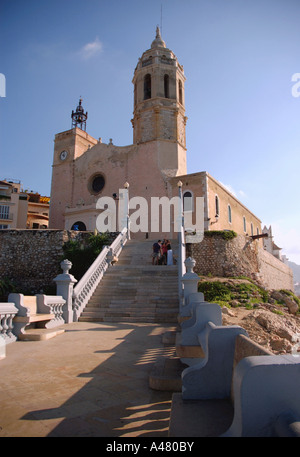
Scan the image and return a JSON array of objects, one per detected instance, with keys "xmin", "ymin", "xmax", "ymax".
[
  {"xmin": 132, "ymin": 27, "xmax": 187, "ymax": 175},
  {"xmin": 71, "ymin": 97, "xmax": 88, "ymax": 131}
]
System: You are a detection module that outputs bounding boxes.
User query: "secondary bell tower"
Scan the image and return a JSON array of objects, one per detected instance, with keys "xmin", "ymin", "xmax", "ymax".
[{"xmin": 132, "ymin": 27, "xmax": 187, "ymax": 175}]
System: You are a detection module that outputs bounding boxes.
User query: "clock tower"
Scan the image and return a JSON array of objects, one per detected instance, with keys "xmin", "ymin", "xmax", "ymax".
[{"xmin": 48, "ymin": 99, "xmax": 97, "ymax": 229}]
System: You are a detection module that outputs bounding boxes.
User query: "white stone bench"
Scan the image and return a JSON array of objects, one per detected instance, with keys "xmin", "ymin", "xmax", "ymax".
[
  {"xmin": 178, "ymin": 292, "xmax": 205, "ymax": 322},
  {"xmin": 222, "ymin": 353, "xmax": 300, "ymax": 437},
  {"xmin": 181, "ymin": 321, "xmax": 248, "ymax": 400},
  {"xmin": 169, "ymin": 331, "xmax": 300, "ymax": 437},
  {"xmin": 9, "ymin": 293, "xmax": 65, "ymax": 341},
  {"xmin": 176, "ymin": 299, "xmax": 223, "ymax": 358}
]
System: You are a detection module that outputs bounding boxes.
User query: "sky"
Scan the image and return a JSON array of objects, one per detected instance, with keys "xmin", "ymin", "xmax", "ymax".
[{"xmin": 1, "ymin": 0, "xmax": 300, "ymax": 264}]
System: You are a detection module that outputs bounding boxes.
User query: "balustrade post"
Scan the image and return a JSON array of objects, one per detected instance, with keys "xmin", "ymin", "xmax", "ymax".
[
  {"xmin": 0, "ymin": 335, "xmax": 5, "ymax": 360},
  {"xmin": 54, "ymin": 259, "xmax": 77, "ymax": 323},
  {"xmin": 119, "ymin": 182, "xmax": 130, "ymax": 240},
  {"xmin": 181, "ymin": 257, "xmax": 199, "ymax": 310}
]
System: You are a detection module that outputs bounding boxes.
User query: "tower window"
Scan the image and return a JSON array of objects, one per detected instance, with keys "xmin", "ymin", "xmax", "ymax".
[
  {"xmin": 215, "ymin": 195, "xmax": 219, "ymax": 217},
  {"xmin": 164, "ymin": 74, "xmax": 169, "ymax": 98},
  {"xmin": 228, "ymin": 205, "xmax": 232, "ymax": 223},
  {"xmin": 179, "ymin": 80, "xmax": 183, "ymax": 104},
  {"xmin": 243, "ymin": 216, "xmax": 246, "ymax": 232},
  {"xmin": 183, "ymin": 191, "xmax": 193, "ymax": 212},
  {"xmin": 144, "ymin": 74, "xmax": 151, "ymax": 100}
]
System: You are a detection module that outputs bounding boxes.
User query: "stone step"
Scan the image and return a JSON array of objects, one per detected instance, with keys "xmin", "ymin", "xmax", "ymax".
[
  {"xmin": 17, "ymin": 327, "xmax": 65, "ymax": 341},
  {"xmin": 87, "ymin": 300, "xmax": 179, "ymax": 307},
  {"xmin": 82, "ymin": 306, "xmax": 179, "ymax": 314},
  {"xmin": 96, "ymin": 284, "xmax": 178, "ymax": 290},
  {"xmin": 95, "ymin": 291, "xmax": 178, "ymax": 296},
  {"xmin": 149, "ymin": 357, "xmax": 187, "ymax": 392},
  {"xmin": 79, "ymin": 316, "xmax": 178, "ymax": 323},
  {"xmin": 78, "ymin": 238, "xmax": 180, "ymax": 323},
  {"xmin": 80, "ymin": 308, "xmax": 178, "ymax": 316},
  {"xmin": 88, "ymin": 297, "xmax": 179, "ymax": 304}
]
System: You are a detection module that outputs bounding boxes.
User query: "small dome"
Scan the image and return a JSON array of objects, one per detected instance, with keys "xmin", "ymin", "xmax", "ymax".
[{"xmin": 151, "ymin": 26, "xmax": 166, "ymax": 49}]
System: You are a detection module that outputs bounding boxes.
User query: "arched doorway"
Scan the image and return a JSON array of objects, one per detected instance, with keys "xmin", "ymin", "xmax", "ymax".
[{"xmin": 71, "ymin": 221, "xmax": 86, "ymax": 231}]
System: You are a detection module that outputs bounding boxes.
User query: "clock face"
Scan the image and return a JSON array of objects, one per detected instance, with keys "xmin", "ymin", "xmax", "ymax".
[{"xmin": 60, "ymin": 150, "xmax": 68, "ymax": 161}]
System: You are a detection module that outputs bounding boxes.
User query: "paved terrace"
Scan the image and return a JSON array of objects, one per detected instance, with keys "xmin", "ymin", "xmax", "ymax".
[{"xmin": 0, "ymin": 321, "xmax": 177, "ymax": 437}]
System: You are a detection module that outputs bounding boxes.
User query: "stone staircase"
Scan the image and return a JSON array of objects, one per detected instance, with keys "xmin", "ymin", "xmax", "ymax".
[{"xmin": 78, "ymin": 239, "xmax": 179, "ymax": 323}]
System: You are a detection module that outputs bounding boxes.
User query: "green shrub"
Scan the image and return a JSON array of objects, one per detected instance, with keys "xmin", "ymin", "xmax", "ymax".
[
  {"xmin": 198, "ymin": 279, "xmax": 269, "ymax": 307},
  {"xmin": 272, "ymin": 309, "xmax": 284, "ymax": 316},
  {"xmin": 62, "ymin": 232, "xmax": 111, "ymax": 281},
  {"xmin": 280, "ymin": 289, "xmax": 300, "ymax": 307},
  {"xmin": 204, "ymin": 230, "xmax": 237, "ymax": 240},
  {"xmin": 198, "ymin": 281, "xmax": 234, "ymax": 303},
  {"xmin": 0, "ymin": 277, "xmax": 17, "ymax": 298}
]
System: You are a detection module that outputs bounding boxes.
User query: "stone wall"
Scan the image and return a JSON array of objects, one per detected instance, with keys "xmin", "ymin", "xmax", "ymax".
[
  {"xmin": 0, "ymin": 229, "xmax": 115, "ymax": 295},
  {"xmin": 186, "ymin": 233, "xmax": 294, "ymax": 291}
]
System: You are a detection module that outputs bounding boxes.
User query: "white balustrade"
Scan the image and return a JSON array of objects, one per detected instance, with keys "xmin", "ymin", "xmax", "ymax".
[
  {"xmin": 72, "ymin": 228, "xmax": 128, "ymax": 321},
  {"xmin": 36, "ymin": 295, "xmax": 66, "ymax": 328},
  {"xmin": 177, "ymin": 182, "xmax": 186, "ymax": 302},
  {"xmin": 0, "ymin": 302, "xmax": 18, "ymax": 344}
]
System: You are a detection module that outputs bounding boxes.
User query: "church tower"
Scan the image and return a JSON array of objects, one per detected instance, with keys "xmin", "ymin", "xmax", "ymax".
[
  {"xmin": 48, "ymin": 98, "xmax": 97, "ymax": 229},
  {"xmin": 49, "ymin": 29, "xmax": 188, "ymax": 232},
  {"xmin": 132, "ymin": 27, "xmax": 187, "ymax": 176}
]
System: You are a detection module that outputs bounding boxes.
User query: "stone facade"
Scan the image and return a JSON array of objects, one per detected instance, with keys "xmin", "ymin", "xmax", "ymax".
[
  {"xmin": 169, "ymin": 172, "xmax": 262, "ymax": 237},
  {"xmin": 49, "ymin": 28, "xmax": 265, "ymax": 243},
  {"xmin": 49, "ymin": 28, "xmax": 187, "ymax": 237},
  {"xmin": 46, "ymin": 27, "xmax": 291, "ymax": 293},
  {"xmin": 0, "ymin": 229, "xmax": 94, "ymax": 294},
  {"xmin": 186, "ymin": 233, "xmax": 294, "ymax": 291}
]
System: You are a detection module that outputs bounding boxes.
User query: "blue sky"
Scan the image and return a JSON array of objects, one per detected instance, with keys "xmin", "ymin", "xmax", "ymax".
[{"xmin": 1, "ymin": 0, "xmax": 300, "ymax": 264}]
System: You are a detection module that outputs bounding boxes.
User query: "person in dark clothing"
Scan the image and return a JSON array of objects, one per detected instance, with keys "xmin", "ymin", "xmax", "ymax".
[
  {"xmin": 162, "ymin": 239, "xmax": 168, "ymax": 265},
  {"xmin": 152, "ymin": 240, "xmax": 162, "ymax": 265}
]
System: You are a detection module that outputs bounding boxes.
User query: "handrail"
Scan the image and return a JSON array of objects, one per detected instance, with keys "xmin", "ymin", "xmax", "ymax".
[
  {"xmin": 178, "ymin": 223, "xmax": 186, "ymax": 301},
  {"xmin": 72, "ymin": 228, "xmax": 128, "ymax": 321}
]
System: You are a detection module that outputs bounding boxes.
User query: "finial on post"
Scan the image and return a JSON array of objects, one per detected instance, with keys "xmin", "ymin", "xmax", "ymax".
[
  {"xmin": 60, "ymin": 259, "xmax": 72, "ymax": 275},
  {"xmin": 185, "ymin": 257, "xmax": 196, "ymax": 274}
]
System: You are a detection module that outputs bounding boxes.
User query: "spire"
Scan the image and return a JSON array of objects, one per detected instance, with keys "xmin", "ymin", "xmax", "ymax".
[
  {"xmin": 71, "ymin": 97, "xmax": 88, "ymax": 131},
  {"xmin": 151, "ymin": 25, "xmax": 166, "ymax": 49}
]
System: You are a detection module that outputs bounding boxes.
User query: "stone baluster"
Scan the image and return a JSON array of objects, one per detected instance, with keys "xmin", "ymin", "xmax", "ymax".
[
  {"xmin": 180, "ymin": 257, "xmax": 200, "ymax": 311},
  {"xmin": 0, "ymin": 303, "xmax": 18, "ymax": 345},
  {"xmin": 54, "ymin": 259, "xmax": 77, "ymax": 324},
  {"xmin": 36, "ymin": 294, "xmax": 66, "ymax": 327}
]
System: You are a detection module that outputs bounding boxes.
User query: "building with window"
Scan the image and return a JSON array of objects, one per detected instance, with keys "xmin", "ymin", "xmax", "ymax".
[
  {"xmin": 0, "ymin": 180, "xmax": 49, "ymax": 229},
  {"xmin": 0, "ymin": 180, "xmax": 28, "ymax": 229},
  {"xmin": 168, "ymin": 172, "xmax": 261, "ymax": 235},
  {"xmin": 26, "ymin": 193, "xmax": 50, "ymax": 229},
  {"xmin": 49, "ymin": 27, "xmax": 262, "ymax": 240}
]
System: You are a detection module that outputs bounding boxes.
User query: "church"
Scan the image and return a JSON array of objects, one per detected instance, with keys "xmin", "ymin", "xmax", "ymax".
[{"xmin": 49, "ymin": 27, "xmax": 262, "ymax": 240}]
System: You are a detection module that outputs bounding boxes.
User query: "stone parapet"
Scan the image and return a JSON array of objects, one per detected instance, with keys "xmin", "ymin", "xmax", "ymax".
[
  {"xmin": 0, "ymin": 229, "xmax": 102, "ymax": 294},
  {"xmin": 186, "ymin": 233, "xmax": 294, "ymax": 291}
]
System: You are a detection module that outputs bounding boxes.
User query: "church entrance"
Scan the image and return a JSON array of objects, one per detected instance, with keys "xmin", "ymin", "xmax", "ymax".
[{"xmin": 71, "ymin": 221, "xmax": 86, "ymax": 231}]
